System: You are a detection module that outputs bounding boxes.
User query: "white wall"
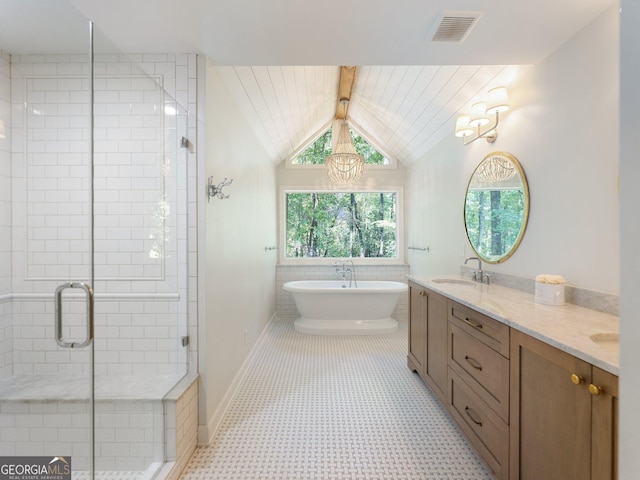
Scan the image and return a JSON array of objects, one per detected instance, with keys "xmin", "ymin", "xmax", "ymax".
[
  {"xmin": 619, "ymin": 0, "xmax": 640, "ymax": 477},
  {"xmin": 199, "ymin": 59, "xmax": 278, "ymax": 442},
  {"xmin": 408, "ymin": 5, "xmax": 620, "ymax": 295}
]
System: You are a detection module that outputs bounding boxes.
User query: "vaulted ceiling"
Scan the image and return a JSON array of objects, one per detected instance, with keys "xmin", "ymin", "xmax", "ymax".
[
  {"xmin": 215, "ymin": 64, "xmax": 528, "ymax": 166},
  {"xmin": 0, "ymin": 0, "xmax": 617, "ymax": 166}
]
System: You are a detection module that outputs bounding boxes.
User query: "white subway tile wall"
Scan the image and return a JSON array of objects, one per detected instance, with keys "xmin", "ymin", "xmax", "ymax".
[
  {"xmin": 0, "ymin": 373, "xmax": 196, "ymax": 475},
  {"xmin": 163, "ymin": 375, "xmax": 199, "ymax": 480},
  {"xmin": 1, "ymin": 52, "xmax": 199, "ymax": 473},
  {"xmin": 0, "ymin": 50, "xmax": 11, "ymax": 375},
  {"xmin": 0, "ymin": 299, "xmax": 10, "ymax": 376},
  {"xmin": 5, "ymin": 53, "xmax": 198, "ymax": 377},
  {"xmin": 276, "ymin": 264, "xmax": 410, "ymax": 322},
  {"xmin": 0, "ymin": 398, "xmax": 163, "ymax": 473}
]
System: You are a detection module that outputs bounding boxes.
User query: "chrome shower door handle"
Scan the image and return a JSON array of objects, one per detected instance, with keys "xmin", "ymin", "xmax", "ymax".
[{"xmin": 55, "ymin": 282, "xmax": 94, "ymax": 348}]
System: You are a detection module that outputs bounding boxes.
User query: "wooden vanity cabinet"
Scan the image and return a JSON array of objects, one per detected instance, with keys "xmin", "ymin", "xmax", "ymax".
[
  {"xmin": 510, "ymin": 330, "xmax": 618, "ymax": 480},
  {"xmin": 407, "ymin": 281, "xmax": 448, "ymax": 403},
  {"xmin": 447, "ymin": 300, "xmax": 511, "ymax": 480},
  {"xmin": 406, "ymin": 282, "xmax": 618, "ymax": 480},
  {"xmin": 407, "ymin": 281, "xmax": 427, "ymax": 376},
  {"xmin": 591, "ymin": 366, "xmax": 619, "ymax": 480}
]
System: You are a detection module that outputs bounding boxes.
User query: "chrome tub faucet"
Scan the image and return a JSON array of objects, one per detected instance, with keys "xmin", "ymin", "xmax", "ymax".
[{"xmin": 334, "ymin": 260, "xmax": 358, "ymax": 288}]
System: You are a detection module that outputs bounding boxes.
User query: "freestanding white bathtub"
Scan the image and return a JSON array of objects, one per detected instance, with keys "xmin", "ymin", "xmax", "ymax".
[{"xmin": 283, "ymin": 280, "xmax": 408, "ymax": 335}]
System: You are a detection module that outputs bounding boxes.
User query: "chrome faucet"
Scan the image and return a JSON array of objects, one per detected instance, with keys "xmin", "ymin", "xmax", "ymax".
[
  {"xmin": 464, "ymin": 256, "xmax": 485, "ymax": 283},
  {"xmin": 334, "ymin": 260, "xmax": 358, "ymax": 288}
]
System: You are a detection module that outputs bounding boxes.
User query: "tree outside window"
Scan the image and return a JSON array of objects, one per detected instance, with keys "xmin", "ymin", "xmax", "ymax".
[
  {"xmin": 464, "ymin": 188, "xmax": 525, "ymax": 258},
  {"xmin": 285, "ymin": 192, "xmax": 397, "ymax": 259},
  {"xmin": 285, "ymin": 125, "xmax": 398, "ymax": 260},
  {"xmin": 292, "ymin": 128, "xmax": 388, "ymax": 165}
]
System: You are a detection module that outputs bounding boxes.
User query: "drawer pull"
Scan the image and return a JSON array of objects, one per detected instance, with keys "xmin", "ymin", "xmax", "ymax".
[
  {"xmin": 464, "ymin": 355, "xmax": 483, "ymax": 371},
  {"xmin": 463, "ymin": 317, "xmax": 483, "ymax": 330},
  {"xmin": 571, "ymin": 373, "xmax": 584, "ymax": 385},
  {"xmin": 464, "ymin": 406, "xmax": 483, "ymax": 427}
]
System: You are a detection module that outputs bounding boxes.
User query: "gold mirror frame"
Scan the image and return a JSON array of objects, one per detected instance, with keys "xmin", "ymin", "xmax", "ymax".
[{"xmin": 464, "ymin": 151, "xmax": 530, "ymax": 264}]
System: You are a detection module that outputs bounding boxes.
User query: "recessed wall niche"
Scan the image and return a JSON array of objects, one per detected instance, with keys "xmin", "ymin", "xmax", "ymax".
[{"xmin": 12, "ymin": 56, "xmax": 184, "ymax": 287}]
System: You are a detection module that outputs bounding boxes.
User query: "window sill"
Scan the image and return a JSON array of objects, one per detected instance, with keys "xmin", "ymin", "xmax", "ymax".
[{"xmin": 278, "ymin": 258, "xmax": 407, "ymax": 266}]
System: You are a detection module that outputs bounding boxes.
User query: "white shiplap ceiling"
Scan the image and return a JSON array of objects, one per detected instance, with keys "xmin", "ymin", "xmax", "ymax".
[
  {"xmin": 215, "ymin": 64, "xmax": 529, "ymax": 166},
  {"xmin": 0, "ymin": 0, "xmax": 617, "ymax": 166}
]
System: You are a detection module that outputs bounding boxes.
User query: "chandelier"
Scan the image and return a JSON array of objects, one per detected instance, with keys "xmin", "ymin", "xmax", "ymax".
[
  {"xmin": 325, "ymin": 119, "xmax": 365, "ymax": 185},
  {"xmin": 476, "ymin": 154, "xmax": 516, "ymax": 183}
]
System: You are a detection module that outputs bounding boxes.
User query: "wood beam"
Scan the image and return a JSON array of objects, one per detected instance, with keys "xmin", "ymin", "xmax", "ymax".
[{"xmin": 335, "ymin": 66, "xmax": 357, "ymax": 120}]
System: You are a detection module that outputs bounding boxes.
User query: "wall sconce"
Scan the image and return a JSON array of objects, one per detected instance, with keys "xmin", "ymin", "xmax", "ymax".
[
  {"xmin": 455, "ymin": 87, "xmax": 510, "ymax": 145},
  {"xmin": 207, "ymin": 177, "xmax": 233, "ymax": 202}
]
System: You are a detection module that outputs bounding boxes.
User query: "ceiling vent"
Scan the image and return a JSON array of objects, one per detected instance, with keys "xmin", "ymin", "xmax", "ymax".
[{"xmin": 429, "ymin": 11, "xmax": 483, "ymax": 43}]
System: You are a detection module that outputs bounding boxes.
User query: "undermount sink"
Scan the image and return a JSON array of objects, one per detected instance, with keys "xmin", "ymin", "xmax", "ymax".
[
  {"xmin": 431, "ymin": 278, "xmax": 476, "ymax": 286},
  {"xmin": 589, "ymin": 332, "xmax": 619, "ymax": 354}
]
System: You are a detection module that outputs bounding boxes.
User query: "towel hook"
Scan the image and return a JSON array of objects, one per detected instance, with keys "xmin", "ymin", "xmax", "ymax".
[{"xmin": 208, "ymin": 177, "xmax": 233, "ymax": 202}]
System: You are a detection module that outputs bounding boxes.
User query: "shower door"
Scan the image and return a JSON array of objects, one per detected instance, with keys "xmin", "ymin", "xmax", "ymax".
[
  {"xmin": 0, "ymin": 3, "xmax": 191, "ymax": 479},
  {"xmin": 0, "ymin": 6, "xmax": 103, "ymax": 478}
]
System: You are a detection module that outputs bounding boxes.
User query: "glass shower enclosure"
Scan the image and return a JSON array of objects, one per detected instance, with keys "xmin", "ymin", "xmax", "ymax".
[{"xmin": 0, "ymin": 1, "xmax": 192, "ymax": 478}]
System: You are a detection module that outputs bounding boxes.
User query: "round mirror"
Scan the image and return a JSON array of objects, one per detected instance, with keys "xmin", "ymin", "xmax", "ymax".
[{"xmin": 464, "ymin": 151, "xmax": 529, "ymax": 263}]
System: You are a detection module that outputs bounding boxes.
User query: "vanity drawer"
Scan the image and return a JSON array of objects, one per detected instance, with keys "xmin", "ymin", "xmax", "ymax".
[
  {"xmin": 449, "ymin": 301, "xmax": 510, "ymax": 357},
  {"xmin": 449, "ymin": 368, "xmax": 509, "ymax": 480},
  {"xmin": 449, "ymin": 323, "xmax": 509, "ymax": 422}
]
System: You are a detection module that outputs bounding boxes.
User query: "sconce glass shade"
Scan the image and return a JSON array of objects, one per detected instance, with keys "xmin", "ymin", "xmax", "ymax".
[
  {"xmin": 325, "ymin": 122, "xmax": 365, "ymax": 185},
  {"xmin": 455, "ymin": 116, "xmax": 474, "ymax": 138},
  {"xmin": 469, "ymin": 102, "xmax": 489, "ymax": 127},
  {"xmin": 486, "ymin": 87, "xmax": 510, "ymax": 114}
]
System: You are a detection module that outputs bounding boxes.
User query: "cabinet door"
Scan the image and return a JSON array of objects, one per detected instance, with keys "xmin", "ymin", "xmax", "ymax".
[
  {"xmin": 408, "ymin": 282, "xmax": 427, "ymax": 376},
  {"xmin": 425, "ymin": 289, "xmax": 448, "ymax": 402},
  {"xmin": 510, "ymin": 330, "xmax": 592, "ymax": 480},
  {"xmin": 591, "ymin": 366, "xmax": 618, "ymax": 480}
]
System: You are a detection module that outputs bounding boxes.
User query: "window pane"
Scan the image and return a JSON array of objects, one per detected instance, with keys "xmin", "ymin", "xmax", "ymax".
[
  {"xmin": 292, "ymin": 130, "xmax": 332, "ymax": 165},
  {"xmin": 286, "ymin": 192, "xmax": 397, "ymax": 258},
  {"xmin": 292, "ymin": 128, "xmax": 389, "ymax": 165}
]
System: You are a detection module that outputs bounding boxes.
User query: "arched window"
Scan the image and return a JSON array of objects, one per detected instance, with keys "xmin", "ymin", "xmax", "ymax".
[{"xmin": 288, "ymin": 126, "xmax": 393, "ymax": 167}]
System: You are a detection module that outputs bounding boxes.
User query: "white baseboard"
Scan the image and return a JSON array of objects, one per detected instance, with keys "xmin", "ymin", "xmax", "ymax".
[{"xmin": 198, "ymin": 311, "xmax": 277, "ymax": 445}]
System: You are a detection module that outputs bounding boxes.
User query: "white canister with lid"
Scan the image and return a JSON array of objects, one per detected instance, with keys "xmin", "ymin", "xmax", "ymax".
[{"xmin": 535, "ymin": 274, "xmax": 566, "ymax": 306}]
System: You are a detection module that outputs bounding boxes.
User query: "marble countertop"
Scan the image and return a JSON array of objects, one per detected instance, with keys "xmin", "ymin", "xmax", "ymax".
[{"xmin": 407, "ymin": 274, "xmax": 619, "ymax": 375}]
